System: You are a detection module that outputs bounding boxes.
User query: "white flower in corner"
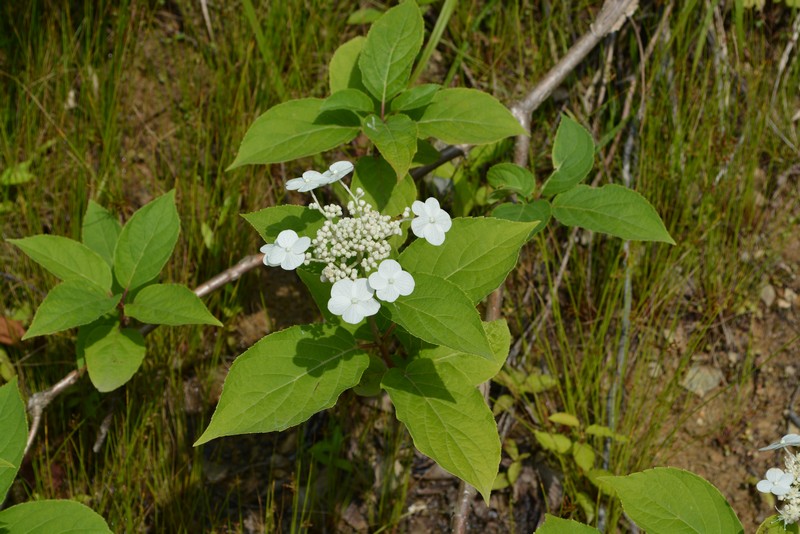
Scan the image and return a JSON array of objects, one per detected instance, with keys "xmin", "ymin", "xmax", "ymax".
[
  {"xmin": 757, "ymin": 467, "xmax": 795, "ymax": 496},
  {"xmin": 260, "ymin": 230, "xmax": 310, "ymax": 270},
  {"xmin": 411, "ymin": 197, "xmax": 452, "ymax": 246},
  {"xmin": 760, "ymin": 434, "xmax": 800, "ymax": 451},
  {"xmin": 327, "ymin": 278, "xmax": 380, "ymax": 324},
  {"xmin": 368, "ymin": 259, "xmax": 415, "ymax": 302},
  {"xmin": 286, "ymin": 170, "xmax": 328, "ymax": 192},
  {"xmin": 323, "ymin": 160, "xmax": 354, "ymax": 184}
]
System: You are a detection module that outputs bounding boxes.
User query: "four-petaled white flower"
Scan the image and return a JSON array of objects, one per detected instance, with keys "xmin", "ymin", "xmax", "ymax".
[
  {"xmin": 327, "ymin": 278, "xmax": 380, "ymax": 324},
  {"xmin": 260, "ymin": 230, "xmax": 310, "ymax": 270},
  {"xmin": 757, "ymin": 468, "xmax": 795, "ymax": 496},
  {"xmin": 368, "ymin": 260, "xmax": 415, "ymax": 302},
  {"xmin": 411, "ymin": 197, "xmax": 452, "ymax": 246},
  {"xmin": 760, "ymin": 434, "xmax": 800, "ymax": 451},
  {"xmin": 323, "ymin": 161, "xmax": 354, "ymax": 184},
  {"xmin": 286, "ymin": 170, "xmax": 328, "ymax": 192}
]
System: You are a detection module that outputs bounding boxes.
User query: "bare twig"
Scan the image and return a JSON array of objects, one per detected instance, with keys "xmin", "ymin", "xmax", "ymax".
[
  {"xmin": 510, "ymin": 0, "xmax": 639, "ymax": 165},
  {"xmin": 24, "ymin": 368, "xmax": 84, "ymax": 458},
  {"xmin": 771, "ymin": 9, "xmax": 800, "ymax": 107}
]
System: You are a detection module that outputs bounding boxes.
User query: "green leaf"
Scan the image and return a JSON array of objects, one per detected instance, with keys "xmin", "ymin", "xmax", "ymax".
[
  {"xmin": 320, "ymin": 89, "xmax": 375, "ymax": 114},
  {"xmin": 84, "ymin": 324, "xmax": 146, "ymax": 393},
  {"xmin": 390, "ymin": 84, "xmax": 441, "ymax": 112},
  {"xmin": 353, "ymin": 354, "xmax": 387, "ymax": 396},
  {"xmin": 352, "ymin": 157, "xmax": 417, "ymax": 216},
  {"xmin": 81, "ymin": 200, "xmax": 122, "ymax": 267},
  {"xmin": 0, "ymin": 160, "xmax": 34, "ymax": 186},
  {"xmin": 757, "ymin": 515, "xmax": 800, "ymax": 533},
  {"xmin": 23, "ymin": 281, "xmax": 121, "ymax": 339},
  {"xmin": 0, "ymin": 379, "xmax": 25, "ymax": 504},
  {"xmin": 416, "ymin": 319, "xmax": 510, "ymax": 385},
  {"xmin": 362, "ymin": 114, "xmax": 417, "ymax": 179},
  {"xmin": 383, "ymin": 273, "xmax": 492, "ymax": 359},
  {"xmin": 534, "ymin": 431, "xmax": 572, "ymax": 454},
  {"xmin": 125, "ymin": 284, "xmax": 221, "ymax": 326},
  {"xmin": 412, "ymin": 139, "xmax": 440, "ymax": 165},
  {"xmin": 400, "ymin": 217, "xmax": 537, "ymax": 303},
  {"xmin": 114, "ymin": 190, "xmax": 180, "ymax": 291},
  {"xmin": 552, "ymin": 184, "xmax": 675, "ymax": 244},
  {"xmin": 194, "ymin": 324, "xmax": 369, "ymax": 445},
  {"xmin": 358, "ymin": 0, "xmax": 424, "ymax": 104},
  {"xmin": 381, "ymin": 359, "xmax": 500, "ymax": 502},
  {"xmin": 228, "ymin": 99, "xmax": 360, "ymax": 169},
  {"xmin": 572, "ymin": 442, "xmax": 596, "ymax": 472},
  {"xmin": 415, "ymin": 88, "xmax": 526, "ymax": 144},
  {"xmin": 541, "ymin": 115, "xmax": 595, "ymax": 196},
  {"xmin": 10, "ymin": 235, "xmax": 113, "ymax": 292},
  {"xmin": 602, "ymin": 467, "xmax": 744, "ymax": 534},
  {"xmin": 329, "ymin": 37, "xmax": 368, "ymax": 94},
  {"xmin": 487, "ymin": 163, "xmax": 535, "ymax": 199},
  {"xmin": 241, "ymin": 205, "xmax": 326, "ymax": 244},
  {"xmin": 537, "ymin": 514, "xmax": 600, "ymax": 534},
  {"xmin": 549, "ymin": 412, "xmax": 580, "ymax": 427},
  {"xmin": 491, "ymin": 200, "xmax": 550, "ymax": 238},
  {"xmin": 0, "ymin": 500, "xmax": 112, "ymax": 533}
]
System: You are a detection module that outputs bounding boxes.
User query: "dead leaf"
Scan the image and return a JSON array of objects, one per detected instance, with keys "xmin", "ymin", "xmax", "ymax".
[{"xmin": 0, "ymin": 317, "xmax": 25, "ymax": 344}]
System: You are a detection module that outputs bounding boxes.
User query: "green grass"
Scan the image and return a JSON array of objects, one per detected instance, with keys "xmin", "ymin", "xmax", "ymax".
[{"xmin": 1, "ymin": 0, "xmax": 799, "ymax": 531}]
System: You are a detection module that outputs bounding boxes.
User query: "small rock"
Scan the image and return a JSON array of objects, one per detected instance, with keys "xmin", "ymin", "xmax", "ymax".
[
  {"xmin": 778, "ymin": 298, "xmax": 791, "ymax": 309},
  {"xmin": 786, "ymin": 366, "xmax": 797, "ymax": 377},
  {"xmin": 681, "ymin": 365, "xmax": 725, "ymax": 397},
  {"xmin": 727, "ymin": 352, "xmax": 740, "ymax": 365},
  {"xmin": 786, "ymin": 288, "xmax": 798, "ymax": 306},
  {"xmin": 760, "ymin": 284, "xmax": 776, "ymax": 308}
]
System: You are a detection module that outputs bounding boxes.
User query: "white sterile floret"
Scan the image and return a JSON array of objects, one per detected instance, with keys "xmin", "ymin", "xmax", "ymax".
[
  {"xmin": 758, "ymin": 467, "xmax": 795, "ymax": 496},
  {"xmin": 286, "ymin": 170, "xmax": 328, "ymax": 192},
  {"xmin": 323, "ymin": 160, "xmax": 354, "ymax": 184},
  {"xmin": 761, "ymin": 434, "xmax": 800, "ymax": 451},
  {"xmin": 327, "ymin": 278, "xmax": 380, "ymax": 324},
  {"xmin": 260, "ymin": 230, "xmax": 311, "ymax": 270},
  {"xmin": 410, "ymin": 197, "xmax": 452, "ymax": 246},
  {"xmin": 368, "ymin": 259, "xmax": 415, "ymax": 302}
]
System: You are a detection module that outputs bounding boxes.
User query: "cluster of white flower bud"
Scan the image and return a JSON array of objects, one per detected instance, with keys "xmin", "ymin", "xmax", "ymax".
[
  {"xmin": 309, "ymin": 198, "xmax": 408, "ymax": 283},
  {"xmin": 780, "ymin": 452, "xmax": 800, "ymax": 523}
]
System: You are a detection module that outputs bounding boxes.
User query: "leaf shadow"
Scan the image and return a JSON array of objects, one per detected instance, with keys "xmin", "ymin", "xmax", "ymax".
[
  {"xmin": 293, "ymin": 324, "xmax": 365, "ymax": 378},
  {"xmin": 391, "ymin": 358, "xmax": 455, "ymax": 403}
]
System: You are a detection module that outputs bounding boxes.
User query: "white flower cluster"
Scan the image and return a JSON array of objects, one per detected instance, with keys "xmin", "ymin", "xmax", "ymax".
[
  {"xmin": 259, "ymin": 160, "xmax": 452, "ymax": 324},
  {"xmin": 758, "ymin": 434, "xmax": 800, "ymax": 524},
  {"xmin": 312, "ymin": 198, "xmax": 406, "ymax": 283}
]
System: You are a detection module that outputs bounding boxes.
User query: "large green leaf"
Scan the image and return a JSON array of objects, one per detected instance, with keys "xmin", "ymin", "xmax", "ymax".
[
  {"xmin": 602, "ymin": 467, "xmax": 744, "ymax": 534},
  {"xmin": 320, "ymin": 89, "xmax": 375, "ymax": 115},
  {"xmin": 491, "ymin": 200, "xmax": 550, "ymax": 238},
  {"xmin": 83, "ymin": 324, "xmax": 146, "ymax": 393},
  {"xmin": 400, "ymin": 218, "xmax": 536, "ymax": 303},
  {"xmin": 227, "ymin": 99, "xmax": 360, "ymax": 169},
  {"xmin": 23, "ymin": 281, "xmax": 121, "ymax": 339},
  {"xmin": 0, "ymin": 379, "xmax": 26, "ymax": 504},
  {"xmin": 358, "ymin": 0, "xmax": 423, "ymax": 104},
  {"xmin": 382, "ymin": 359, "xmax": 500, "ymax": 501},
  {"xmin": 390, "ymin": 84, "xmax": 441, "ymax": 112},
  {"xmin": 362, "ymin": 114, "xmax": 417, "ymax": 179},
  {"xmin": 114, "ymin": 190, "xmax": 180, "ymax": 291},
  {"xmin": 415, "ymin": 88, "xmax": 526, "ymax": 144},
  {"xmin": 487, "ymin": 163, "xmax": 535, "ymax": 200},
  {"xmin": 537, "ymin": 515, "xmax": 600, "ymax": 533},
  {"xmin": 0, "ymin": 500, "xmax": 112, "ymax": 533},
  {"xmin": 415, "ymin": 319, "xmax": 510, "ymax": 385},
  {"xmin": 9, "ymin": 235, "xmax": 112, "ymax": 292},
  {"xmin": 194, "ymin": 324, "xmax": 369, "ymax": 445},
  {"xmin": 541, "ymin": 116, "xmax": 595, "ymax": 196},
  {"xmin": 552, "ymin": 184, "xmax": 675, "ymax": 244},
  {"xmin": 81, "ymin": 200, "xmax": 122, "ymax": 267},
  {"xmin": 329, "ymin": 36, "xmax": 367, "ymax": 94},
  {"xmin": 352, "ymin": 157, "xmax": 416, "ymax": 216},
  {"xmin": 241, "ymin": 205, "xmax": 326, "ymax": 244},
  {"xmin": 383, "ymin": 273, "xmax": 492, "ymax": 359},
  {"xmin": 125, "ymin": 284, "xmax": 221, "ymax": 326}
]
